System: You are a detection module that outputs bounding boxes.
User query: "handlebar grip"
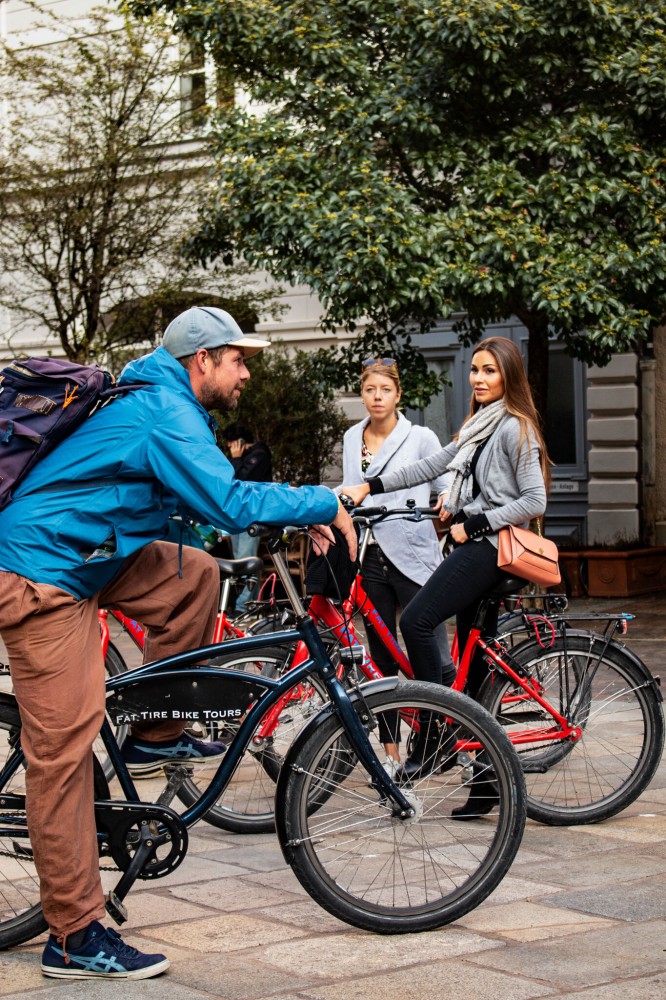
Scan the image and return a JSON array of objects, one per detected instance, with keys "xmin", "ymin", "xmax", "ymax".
[
  {"xmin": 338, "ymin": 493, "xmax": 356, "ymax": 510},
  {"xmin": 350, "ymin": 505, "xmax": 388, "ymax": 519}
]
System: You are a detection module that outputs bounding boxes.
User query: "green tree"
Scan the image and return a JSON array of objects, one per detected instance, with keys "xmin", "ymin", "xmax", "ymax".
[
  {"xmin": 216, "ymin": 343, "xmax": 349, "ymax": 484},
  {"xmin": 0, "ymin": 4, "xmax": 278, "ymax": 364},
  {"xmin": 131, "ymin": 0, "xmax": 666, "ymax": 411}
]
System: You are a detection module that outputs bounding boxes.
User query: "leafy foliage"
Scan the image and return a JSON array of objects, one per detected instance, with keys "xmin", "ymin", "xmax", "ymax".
[
  {"xmin": 0, "ymin": 4, "xmax": 278, "ymax": 363},
  {"xmin": 130, "ymin": 0, "xmax": 666, "ymax": 408},
  {"xmin": 215, "ymin": 342, "xmax": 349, "ymax": 484}
]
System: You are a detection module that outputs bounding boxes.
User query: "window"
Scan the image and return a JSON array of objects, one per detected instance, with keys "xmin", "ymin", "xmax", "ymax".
[{"xmin": 180, "ymin": 39, "xmax": 206, "ymax": 130}]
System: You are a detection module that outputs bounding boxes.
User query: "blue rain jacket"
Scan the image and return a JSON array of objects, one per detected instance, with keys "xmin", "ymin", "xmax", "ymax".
[{"xmin": 0, "ymin": 347, "xmax": 339, "ymax": 599}]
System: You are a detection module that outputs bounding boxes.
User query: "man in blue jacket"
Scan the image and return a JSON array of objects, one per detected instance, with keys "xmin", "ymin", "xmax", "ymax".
[{"xmin": 0, "ymin": 306, "xmax": 355, "ymax": 980}]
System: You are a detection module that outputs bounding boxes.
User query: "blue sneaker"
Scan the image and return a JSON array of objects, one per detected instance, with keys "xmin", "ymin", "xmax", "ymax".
[
  {"xmin": 121, "ymin": 732, "xmax": 227, "ymax": 775},
  {"xmin": 41, "ymin": 921, "xmax": 169, "ymax": 979}
]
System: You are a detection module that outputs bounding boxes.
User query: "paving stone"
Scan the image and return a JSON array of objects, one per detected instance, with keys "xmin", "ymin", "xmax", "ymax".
[
  {"xmin": 115, "ymin": 889, "xmax": 212, "ymax": 928},
  {"xmin": 573, "ymin": 814, "xmax": 666, "ymax": 845},
  {"xmin": 166, "ymin": 876, "xmax": 304, "ymax": 912},
  {"xmin": 131, "ymin": 854, "xmax": 256, "ymax": 890},
  {"xmin": 0, "ymin": 952, "xmax": 44, "ymax": 995},
  {"xmin": 4, "ymin": 980, "xmax": 205, "ymax": 999},
  {"xmin": 515, "ymin": 849, "xmax": 666, "ymax": 888},
  {"xmin": 476, "ymin": 874, "xmax": 565, "ymax": 904},
  {"xmin": 544, "ymin": 975, "xmax": 666, "ymax": 999},
  {"xmin": 155, "ymin": 912, "xmax": 308, "ymax": 953},
  {"xmin": 539, "ymin": 873, "xmax": 666, "ymax": 921},
  {"xmin": 456, "ymin": 900, "xmax": 618, "ymax": 941},
  {"xmin": 516, "ymin": 824, "xmax": 623, "ymax": 858},
  {"xmin": 168, "ymin": 953, "xmax": 315, "ymax": 998},
  {"xmin": 260, "ymin": 928, "xmax": 501, "ymax": 979},
  {"xmin": 467, "ymin": 920, "xmax": 666, "ymax": 988},
  {"xmin": 254, "ymin": 900, "xmax": 350, "ymax": 933},
  {"xmin": 242, "ymin": 867, "xmax": 312, "ymax": 895},
  {"xmin": 295, "ymin": 960, "xmax": 556, "ymax": 1000},
  {"xmin": 198, "ymin": 845, "xmax": 288, "ymax": 872}
]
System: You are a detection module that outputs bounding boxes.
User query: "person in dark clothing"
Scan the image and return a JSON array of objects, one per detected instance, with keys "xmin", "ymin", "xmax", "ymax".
[
  {"xmin": 222, "ymin": 422, "xmax": 273, "ymax": 609},
  {"xmin": 223, "ymin": 421, "xmax": 273, "ymax": 483}
]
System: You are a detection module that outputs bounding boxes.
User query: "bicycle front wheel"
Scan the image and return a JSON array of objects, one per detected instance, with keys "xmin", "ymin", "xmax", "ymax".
[
  {"xmin": 176, "ymin": 646, "xmax": 328, "ymax": 833},
  {"xmin": 480, "ymin": 635, "xmax": 664, "ymax": 825},
  {"xmin": 277, "ymin": 682, "xmax": 526, "ymax": 933}
]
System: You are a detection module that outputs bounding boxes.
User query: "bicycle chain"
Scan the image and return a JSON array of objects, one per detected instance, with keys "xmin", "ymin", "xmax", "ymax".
[{"xmin": 0, "ymin": 812, "xmax": 121, "ymax": 872}]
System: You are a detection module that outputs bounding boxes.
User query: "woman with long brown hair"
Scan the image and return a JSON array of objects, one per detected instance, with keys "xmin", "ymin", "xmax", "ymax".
[{"xmin": 342, "ymin": 337, "xmax": 550, "ymax": 810}]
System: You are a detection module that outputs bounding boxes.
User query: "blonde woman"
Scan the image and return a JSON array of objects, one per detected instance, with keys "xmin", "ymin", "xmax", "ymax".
[{"xmin": 341, "ymin": 357, "xmax": 455, "ymax": 777}]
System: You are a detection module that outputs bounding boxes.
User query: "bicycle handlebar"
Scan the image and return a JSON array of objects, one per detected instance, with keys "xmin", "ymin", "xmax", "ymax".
[
  {"xmin": 247, "ymin": 505, "xmax": 441, "ymax": 544},
  {"xmin": 351, "ymin": 505, "xmax": 441, "ymax": 525}
]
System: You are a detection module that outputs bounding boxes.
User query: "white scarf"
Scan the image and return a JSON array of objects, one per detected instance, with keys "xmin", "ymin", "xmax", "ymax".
[{"xmin": 444, "ymin": 399, "xmax": 507, "ymax": 514}]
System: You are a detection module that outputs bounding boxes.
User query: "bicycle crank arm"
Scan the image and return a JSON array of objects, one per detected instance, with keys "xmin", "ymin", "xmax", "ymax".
[{"xmin": 95, "ymin": 800, "xmax": 189, "ymax": 889}]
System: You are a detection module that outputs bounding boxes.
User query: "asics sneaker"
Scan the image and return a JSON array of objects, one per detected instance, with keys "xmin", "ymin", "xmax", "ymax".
[
  {"xmin": 121, "ymin": 732, "xmax": 227, "ymax": 775},
  {"xmin": 41, "ymin": 921, "xmax": 169, "ymax": 980}
]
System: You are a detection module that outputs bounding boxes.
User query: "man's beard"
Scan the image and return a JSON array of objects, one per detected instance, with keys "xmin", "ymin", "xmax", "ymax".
[{"xmin": 199, "ymin": 385, "xmax": 240, "ymax": 411}]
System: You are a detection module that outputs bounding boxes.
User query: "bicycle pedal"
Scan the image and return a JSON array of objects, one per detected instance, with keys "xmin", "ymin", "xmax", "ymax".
[{"xmin": 105, "ymin": 891, "xmax": 128, "ymax": 925}]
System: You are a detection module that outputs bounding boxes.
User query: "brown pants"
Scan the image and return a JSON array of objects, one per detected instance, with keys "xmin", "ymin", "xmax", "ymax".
[{"xmin": 0, "ymin": 541, "xmax": 219, "ymax": 938}]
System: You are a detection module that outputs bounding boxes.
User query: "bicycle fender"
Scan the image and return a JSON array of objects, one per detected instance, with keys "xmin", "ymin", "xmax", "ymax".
[
  {"xmin": 564, "ymin": 629, "xmax": 663, "ymax": 702},
  {"xmin": 0, "ymin": 692, "xmax": 21, "ymax": 728},
  {"xmin": 274, "ymin": 677, "xmax": 400, "ymax": 815}
]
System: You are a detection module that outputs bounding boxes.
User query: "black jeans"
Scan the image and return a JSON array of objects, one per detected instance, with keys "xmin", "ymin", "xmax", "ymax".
[
  {"xmin": 400, "ymin": 538, "xmax": 508, "ymax": 699},
  {"xmin": 361, "ymin": 546, "xmax": 455, "ymax": 745}
]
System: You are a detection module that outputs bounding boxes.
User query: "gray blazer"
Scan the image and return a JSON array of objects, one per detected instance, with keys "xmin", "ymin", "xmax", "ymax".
[
  {"xmin": 378, "ymin": 415, "xmax": 547, "ymax": 548},
  {"xmin": 341, "ymin": 413, "xmax": 450, "ymax": 585}
]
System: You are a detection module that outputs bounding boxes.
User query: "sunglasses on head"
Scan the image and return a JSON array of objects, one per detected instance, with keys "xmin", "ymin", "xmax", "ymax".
[{"xmin": 361, "ymin": 357, "xmax": 397, "ymax": 369}]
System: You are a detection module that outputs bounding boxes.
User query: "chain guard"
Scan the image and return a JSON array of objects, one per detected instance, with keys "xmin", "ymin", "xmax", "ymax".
[{"xmin": 95, "ymin": 801, "xmax": 188, "ymax": 879}]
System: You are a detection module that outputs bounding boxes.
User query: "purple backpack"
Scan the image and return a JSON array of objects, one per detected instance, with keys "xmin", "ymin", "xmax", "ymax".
[{"xmin": 0, "ymin": 357, "xmax": 137, "ymax": 510}]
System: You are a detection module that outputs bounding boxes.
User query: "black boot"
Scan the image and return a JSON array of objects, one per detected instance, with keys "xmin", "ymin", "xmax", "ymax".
[
  {"xmin": 397, "ymin": 712, "xmax": 456, "ymax": 782},
  {"xmin": 451, "ymin": 763, "xmax": 500, "ymax": 820}
]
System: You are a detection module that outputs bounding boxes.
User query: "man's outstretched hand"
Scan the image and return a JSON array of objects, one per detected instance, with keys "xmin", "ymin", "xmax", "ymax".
[{"xmin": 311, "ymin": 502, "xmax": 358, "ymax": 561}]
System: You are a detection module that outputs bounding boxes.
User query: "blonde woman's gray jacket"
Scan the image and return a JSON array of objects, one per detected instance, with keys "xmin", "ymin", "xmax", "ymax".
[
  {"xmin": 369, "ymin": 414, "xmax": 546, "ymax": 549},
  {"xmin": 341, "ymin": 413, "xmax": 450, "ymax": 586}
]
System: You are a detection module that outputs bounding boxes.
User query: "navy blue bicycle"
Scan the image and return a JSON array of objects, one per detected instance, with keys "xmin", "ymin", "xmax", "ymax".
[{"xmin": 0, "ymin": 525, "xmax": 526, "ymax": 945}]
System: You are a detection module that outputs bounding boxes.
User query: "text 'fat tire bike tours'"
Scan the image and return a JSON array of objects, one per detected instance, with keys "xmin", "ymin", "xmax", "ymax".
[{"xmin": 0, "ymin": 522, "xmax": 527, "ymax": 949}]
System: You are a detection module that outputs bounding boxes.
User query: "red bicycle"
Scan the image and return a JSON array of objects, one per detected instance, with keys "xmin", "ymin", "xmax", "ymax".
[{"xmin": 99, "ymin": 508, "xmax": 664, "ymax": 833}]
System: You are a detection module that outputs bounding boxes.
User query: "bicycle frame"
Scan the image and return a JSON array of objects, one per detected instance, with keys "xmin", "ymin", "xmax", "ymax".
[
  {"xmin": 99, "ymin": 605, "xmax": 243, "ymax": 661},
  {"xmin": 100, "ymin": 620, "xmax": 411, "ymax": 818},
  {"xmin": 452, "ymin": 618, "xmax": 580, "ymax": 747}
]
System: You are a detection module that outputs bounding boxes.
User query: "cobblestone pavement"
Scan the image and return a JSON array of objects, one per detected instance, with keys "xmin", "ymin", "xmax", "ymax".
[{"xmin": 0, "ymin": 593, "xmax": 664, "ymax": 999}]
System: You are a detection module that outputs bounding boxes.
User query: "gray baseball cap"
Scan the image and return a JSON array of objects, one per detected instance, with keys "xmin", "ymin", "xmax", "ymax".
[{"xmin": 162, "ymin": 306, "xmax": 270, "ymax": 359}]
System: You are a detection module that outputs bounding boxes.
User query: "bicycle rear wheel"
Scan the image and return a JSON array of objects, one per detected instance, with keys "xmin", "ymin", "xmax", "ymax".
[
  {"xmin": 278, "ymin": 682, "xmax": 526, "ymax": 933},
  {"xmin": 102, "ymin": 642, "xmax": 129, "ymax": 779},
  {"xmin": 0, "ymin": 696, "xmax": 47, "ymax": 948},
  {"xmin": 479, "ymin": 634, "xmax": 664, "ymax": 824},
  {"xmin": 176, "ymin": 647, "xmax": 329, "ymax": 833}
]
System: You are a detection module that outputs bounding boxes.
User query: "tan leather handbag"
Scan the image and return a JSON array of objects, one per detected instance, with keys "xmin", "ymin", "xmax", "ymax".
[{"xmin": 497, "ymin": 523, "xmax": 561, "ymax": 587}]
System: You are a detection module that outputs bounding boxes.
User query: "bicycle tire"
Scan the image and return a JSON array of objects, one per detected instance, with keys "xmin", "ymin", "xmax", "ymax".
[
  {"xmin": 102, "ymin": 642, "xmax": 129, "ymax": 780},
  {"xmin": 0, "ymin": 696, "xmax": 47, "ymax": 948},
  {"xmin": 0, "ymin": 691, "xmax": 179, "ymax": 949},
  {"xmin": 277, "ymin": 682, "xmax": 526, "ymax": 933},
  {"xmin": 176, "ymin": 646, "xmax": 329, "ymax": 833},
  {"xmin": 479, "ymin": 634, "xmax": 664, "ymax": 825}
]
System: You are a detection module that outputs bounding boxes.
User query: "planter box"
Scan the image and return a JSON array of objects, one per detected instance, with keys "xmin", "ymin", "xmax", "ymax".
[{"xmin": 559, "ymin": 547, "xmax": 666, "ymax": 598}]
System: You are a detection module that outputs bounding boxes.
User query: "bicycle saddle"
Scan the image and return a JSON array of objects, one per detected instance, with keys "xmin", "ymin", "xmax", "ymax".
[
  {"xmin": 489, "ymin": 576, "xmax": 528, "ymax": 596},
  {"xmin": 214, "ymin": 556, "xmax": 264, "ymax": 580}
]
